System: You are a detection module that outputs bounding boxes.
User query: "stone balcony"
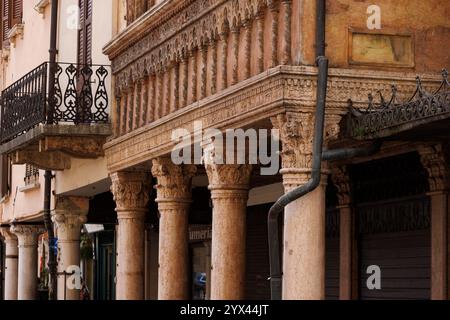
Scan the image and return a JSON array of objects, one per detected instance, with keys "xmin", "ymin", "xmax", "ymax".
[{"xmin": 0, "ymin": 62, "xmax": 112, "ymax": 170}]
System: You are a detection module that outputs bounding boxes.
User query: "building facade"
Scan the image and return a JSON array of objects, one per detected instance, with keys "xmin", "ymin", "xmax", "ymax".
[
  {"xmin": 0, "ymin": 0, "xmax": 122, "ymax": 300},
  {"xmin": 0, "ymin": 0, "xmax": 449, "ymax": 301}
]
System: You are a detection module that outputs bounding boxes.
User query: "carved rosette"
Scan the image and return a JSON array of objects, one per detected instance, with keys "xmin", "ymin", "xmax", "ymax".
[
  {"xmin": 110, "ymin": 171, "xmax": 152, "ymax": 217},
  {"xmin": 331, "ymin": 166, "xmax": 352, "ymax": 206},
  {"xmin": 151, "ymin": 157, "xmax": 197, "ymax": 204},
  {"xmin": 418, "ymin": 144, "xmax": 450, "ymax": 192},
  {"xmin": 52, "ymin": 197, "xmax": 89, "ymax": 241},
  {"xmin": 10, "ymin": 225, "xmax": 45, "ymax": 247}
]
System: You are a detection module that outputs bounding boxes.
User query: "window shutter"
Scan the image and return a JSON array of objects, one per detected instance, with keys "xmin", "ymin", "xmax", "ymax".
[
  {"xmin": 1, "ymin": 0, "xmax": 10, "ymax": 45},
  {"xmin": 11, "ymin": 0, "xmax": 21, "ymax": 26},
  {"xmin": 0, "ymin": 155, "xmax": 10, "ymax": 198},
  {"xmin": 78, "ymin": 0, "xmax": 92, "ymax": 65}
]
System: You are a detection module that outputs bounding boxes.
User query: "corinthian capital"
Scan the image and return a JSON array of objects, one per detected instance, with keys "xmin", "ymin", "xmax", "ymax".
[
  {"xmin": 52, "ymin": 196, "xmax": 89, "ymax": 241},
  {"xmin": 110, "ymin": 171, "xmax": 152, "ymax": 212},
  {"xmin": 152, "ymin": 157, "xmax": 197, "ymax": 202},
  {"xmin": 10, "ymin": 224, "xmax": 45, "ymax": 247},
  {"xmin": 271, "ymin": 112, "xmax": 314, "ymax": 170}
]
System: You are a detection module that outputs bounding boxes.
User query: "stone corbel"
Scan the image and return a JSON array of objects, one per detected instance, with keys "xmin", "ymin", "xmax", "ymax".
[
  {"xmin": 34, "ymin": 0, "xmax": 51, "ymax": 17},
  {"xmin": 13, "ymin": 149, "xmax": 71, "ymax": 171},
  {"xmin": 8, "ymin": 24, "xmax": 25, "ymax": 48},
  {"xmin": 40, "ymin": 136, "xmax": 106, "ymax": 159}
]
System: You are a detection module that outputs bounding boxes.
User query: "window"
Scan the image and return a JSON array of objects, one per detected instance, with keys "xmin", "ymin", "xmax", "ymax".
[{"xmin": 1, "ymin": 0, "xmax": 23, "ymax": 47}]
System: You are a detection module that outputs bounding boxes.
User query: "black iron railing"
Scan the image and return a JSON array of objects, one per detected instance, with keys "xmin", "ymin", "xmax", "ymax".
[
  {"xmin": 0, "ymin": 62, "xmax": 110, "ymax": 143},
  {"xmin": 347, "ymin": 69, "xmax": 450, "ymax": 139}
]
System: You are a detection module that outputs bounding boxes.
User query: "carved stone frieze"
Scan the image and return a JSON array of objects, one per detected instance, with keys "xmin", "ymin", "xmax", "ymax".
[{"xmin": 104, "ymin": 67, "xmax": 442, "ymax": 173}]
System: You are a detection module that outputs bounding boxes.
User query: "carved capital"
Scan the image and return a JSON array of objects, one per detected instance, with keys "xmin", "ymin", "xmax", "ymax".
[
  {"xmin": 152, "ymin": 157, "xmax": 197, "ymax": 202},
  {"xmin": 52, "ymin": 197, "xmax": 89, "ymax": 241},
  {"xmin": 325, "ymin": 114, "xmax": 343, "ymax": 145},
  {"xmin": 10, "ymin": 225, "xmax": 45, "ymax": 247},
  {"xmin": 331, "ymin": 166, "xmax": 352, "ymax": 206},
  {"xmin": 418, "ymin": 144, "xmax": 450, "ymax": 192},
  {"xmin": 110, "ymin": 171, "xmax": 152, "ymax": 214},
  {"xmin": 205, "ymin": 164, "xmax": 253, "ymax": 190},
  {"xmin": 0, "ymin": 226, "xmax": 17, "ymax": 243},
  {"xmin": 271, "ymin": 112, "xmax": 314, "ymax": 171}
]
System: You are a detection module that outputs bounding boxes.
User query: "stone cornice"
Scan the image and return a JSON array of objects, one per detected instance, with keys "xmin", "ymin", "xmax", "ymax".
[
  {"xmin": 104, "ymin": 66, "xmax": 442, "ymax": 172},
  {"xmin": 104, "ymin": 0, "xmax": 187, "ymax": 59}
]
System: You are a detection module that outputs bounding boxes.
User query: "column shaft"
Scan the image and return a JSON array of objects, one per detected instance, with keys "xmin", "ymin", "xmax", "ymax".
[
  {"xmin": 210, "ymin": 189, "xmax": 248, "ymax": 299},
  {"xmin": 152, "ymin": 157, "xmax": 196, "ymax": 300},
  {"xmin": 111, "ymin": 171, "xmax": 151, "ymax": 300},
  {"xmin": 204, "ymin": 158, "xmax": 252, "ymax": 300},
  {"xmin": 158, "ymin": 202, "xmax": 190, "ymax": 299},
  {"xmin": 11, "ymin": 225, "xmax": 44, "ymax": 300},
  {"xmin": 0, "ymin": 227, "xmax": 18, "ymax": 300},
  {"xmin": 282, "ymin": 181, "xmax": 326, "ymax": 299}
]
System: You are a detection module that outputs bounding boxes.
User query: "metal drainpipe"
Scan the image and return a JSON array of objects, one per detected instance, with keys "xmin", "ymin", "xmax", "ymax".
[
  {"xmin": 44, "ymin": 0, "xmax": 59, "ymax": 301},
  {"xmin": 267, "ymin": 0, "xmax": 381, "ymax": 300}
]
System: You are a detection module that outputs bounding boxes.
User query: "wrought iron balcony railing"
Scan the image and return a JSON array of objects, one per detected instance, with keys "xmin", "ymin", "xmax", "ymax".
[
  {"xmin": 0, "ymin": 62, "xmax": 110, "ymax": 143},
  {"xmin": 347, "ymin": 69, "xmax": 450, "ymax": 139}
]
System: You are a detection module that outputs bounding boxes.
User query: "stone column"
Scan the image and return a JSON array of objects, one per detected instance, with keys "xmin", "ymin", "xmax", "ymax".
[
  {"xmin": 204, "ymin": 144, "xmax": 252, "ymax": 299},
  {"xmin": 111, "ymin": 171, "xmax": 151, "ymax": 300},
  {"xmin": 52, "ymin": 196, "xmax": 89, "ymax": 300},
  {"xmin": 10, "ymin": 224, "xmax": 45, "ymax": 300},
  {"xmin": 152, "ymin": 157, "xmax": 197, "ymax": 300},
  {"xmin": 204, "ymin": 241, "xmax": 212, "ymax": 300},
  {"xmin": 0, "ymin": 227, "xmax": 18, "ymax": 300},
  {"xmin": 419, "ymin": 144, "xmax": 449, "ymax": 300},
  {"xmin": 272, "ymin": 113, "xmax": 328, "ymax": 300},
  {"xmin": 331, "ymin": 166, "xmax": 354, "ymax": 300}
]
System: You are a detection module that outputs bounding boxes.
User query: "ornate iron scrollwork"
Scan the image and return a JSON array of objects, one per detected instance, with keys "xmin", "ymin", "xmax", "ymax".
[
  {"xmin": 347, "ymin": 69, "xmax": 450, "ymax": 139},
  {"xmin": 0, "ymin": 62, "xmax": 110, "ymax": 143}
]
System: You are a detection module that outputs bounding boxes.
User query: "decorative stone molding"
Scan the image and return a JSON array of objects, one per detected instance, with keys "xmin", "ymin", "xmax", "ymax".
[
  {"xmin": 104, "ymin": 66, "xmax": 442, "ymax": 173},
  {"xmin": 41, "ymin": 136, "xmax": 106, "ymax": 158},
  {"xmin": 331, "ymin": 166, "xmax": 352, "ymax": 206},
  {"xmin": 52, "ymin": 197, "xmax": 89, "ymax": 241},
  {"xmin": 10, "ymin": 225, "xmax": 45, "ymax": 247},
  {"xmin": 107, "ymin": 0, "xmax": 278, "ymax": 78},
  {"xmin": 110, "ymin": 171, "xmax": 152, "ymax": 213},
  {"xmin": 151, "ymin": 157, "xmax": 197, "ymax": 202},
  {"xmin": 13, "ymin": 150, "xmax": 71, "ymax": 171},
  {"xmin": 418, "ymin": 143, "xmax": 450, "ymax": 192}
]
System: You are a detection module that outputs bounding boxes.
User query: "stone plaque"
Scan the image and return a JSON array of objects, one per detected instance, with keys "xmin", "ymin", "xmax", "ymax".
[{"xmin": 349, "ymin": 30, "xmax": 414, "ymax": 67}]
